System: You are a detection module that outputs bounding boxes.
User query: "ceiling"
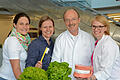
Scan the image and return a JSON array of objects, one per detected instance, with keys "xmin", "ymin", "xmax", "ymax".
[
  {"xmin": 0, "ymin": 0, "xmax": 120, "ymax": 26},
  {"xmin": 0, "ymin": 0, "xmax": 65, "ymax": 19},
  {"xmin": 0, "ymin": 0, "xmax": 120, "ymax": 47},
  {"xmin": 93, "ymin": 6, "xmax": 120, "ymax": 24},
  {"xmin": 0, "ymin": 0, "xmax": 119, "ymax": 19},
  {"xmin": 107, "ymin": 13, "xmax": 120, "ymax": 23}
]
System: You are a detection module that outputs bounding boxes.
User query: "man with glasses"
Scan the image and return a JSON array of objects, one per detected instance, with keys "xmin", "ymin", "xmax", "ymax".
[{"xmin": 51, "ymin": 8, "xmax": 95, "ymax": 80}]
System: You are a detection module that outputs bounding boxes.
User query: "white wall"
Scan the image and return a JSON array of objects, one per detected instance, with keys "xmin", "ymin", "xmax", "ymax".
[{"xmin": 0, "ymin": 15, "xmax": 13, "ymax": 45}]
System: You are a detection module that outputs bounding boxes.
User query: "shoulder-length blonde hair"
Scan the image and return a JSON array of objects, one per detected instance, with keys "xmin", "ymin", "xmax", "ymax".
[{"xmin": 91, "ymin": 15, "xmax": 110, "ymax": 35}]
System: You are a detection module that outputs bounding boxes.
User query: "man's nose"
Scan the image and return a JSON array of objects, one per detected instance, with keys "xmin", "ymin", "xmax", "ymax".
[{"xmin": 69, "ymin": 19, "xmax": 73, "ymax": 24}]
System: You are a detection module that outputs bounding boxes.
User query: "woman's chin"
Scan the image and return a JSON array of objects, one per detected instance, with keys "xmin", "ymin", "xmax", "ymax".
[{"xmin": 21, "ymin": 33, "xmax": 27, "ymax": 36}]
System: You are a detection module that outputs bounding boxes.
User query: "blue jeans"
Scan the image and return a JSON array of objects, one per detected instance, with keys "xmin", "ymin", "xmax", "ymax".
[{"xmin": 0, "ymin": 77, "xmax": 7, "ymax": 80}]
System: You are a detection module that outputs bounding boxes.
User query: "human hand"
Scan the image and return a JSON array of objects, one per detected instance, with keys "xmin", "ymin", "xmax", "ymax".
[
  {"xmin": 87, "ymin": 75, "xmax": 96, "ymax": 80},
  {"xmin": 76, "ymin": 78, "xmax": 88, "ymax": 80},
  {"xmin": 76, "ymin": 77, "xmax": 82, "ymax": 80},
  {"xmin": 35, "ymin": 61, "xmax": 42, "ymax": 68}
]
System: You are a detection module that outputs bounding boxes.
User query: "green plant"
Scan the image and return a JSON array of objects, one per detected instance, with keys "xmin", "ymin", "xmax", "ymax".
[
  {"xmin": 18, "ymin": 67, "xmax": 48, "ymax": 80},
  {"xmin": 47, "ymin": 61, "xmax": 72, "ymax": 80}
]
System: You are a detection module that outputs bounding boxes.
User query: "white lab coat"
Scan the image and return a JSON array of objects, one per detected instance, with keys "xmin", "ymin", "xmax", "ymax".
[
  {"xmin": 51, "ymin": 28, "xmax": 95, "ymax": 80},
  {"xmin": 93, "ymin": 35, "xmax": 120, "ymax": 80}
]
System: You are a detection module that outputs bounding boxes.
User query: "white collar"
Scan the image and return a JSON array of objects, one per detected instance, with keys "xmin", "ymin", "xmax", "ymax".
[{"xmin": 67, "ymin": 28, "xmax": 80, "ymax": 40}]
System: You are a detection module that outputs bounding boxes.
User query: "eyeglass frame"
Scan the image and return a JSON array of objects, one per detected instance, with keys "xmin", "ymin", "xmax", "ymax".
[
  {"xmin": 64, "ymin": 18, "xmax": 79, "ymax": 23},
  {"xmin": 91, "ymin": 25, "xmax": 105, "ymax": 29}
]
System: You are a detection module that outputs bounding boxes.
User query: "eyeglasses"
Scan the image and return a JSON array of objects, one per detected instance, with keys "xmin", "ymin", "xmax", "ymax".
[
  {"xmin": 92, "ymin": 25, "xmax": 105, "ymax": 29},
  {"xmin": 65, "ymin": 18, "xmax": 78, "ymax": 23}
]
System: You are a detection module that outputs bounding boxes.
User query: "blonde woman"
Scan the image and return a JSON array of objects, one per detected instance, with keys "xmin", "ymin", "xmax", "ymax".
[{"xmin": 88, "ymin": 15, "xmax": 120, "ymax": 80}]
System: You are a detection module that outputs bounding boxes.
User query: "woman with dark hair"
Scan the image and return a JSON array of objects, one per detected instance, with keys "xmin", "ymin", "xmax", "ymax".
[
  {"xmin": 25, "ymin": 16, "xmax": 55, "ymax": 71},
  {"xmin": 0, "ymin": 13, "xmax": 31, "ymax": 80}
]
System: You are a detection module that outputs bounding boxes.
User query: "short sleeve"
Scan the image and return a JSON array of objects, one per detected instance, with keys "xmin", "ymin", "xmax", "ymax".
[{"xmin": 6, "ymin": 37, "xmax": 21, "ymax": 59}]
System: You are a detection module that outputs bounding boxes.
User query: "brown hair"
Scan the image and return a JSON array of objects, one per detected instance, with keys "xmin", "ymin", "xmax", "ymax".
[
  {"xmin": 13, "ymin": 12, "xmax": 30, "ymax": 24},
  {"xmin": 91, "ymin": 15, "xmax": 110, "ymax": 35},
  {"xmin": 38, "ymin": 16, "xmax": 55, "ymax": 35}
]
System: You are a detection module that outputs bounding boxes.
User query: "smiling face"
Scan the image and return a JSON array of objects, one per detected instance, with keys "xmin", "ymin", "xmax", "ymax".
[
  {"xmin": 14, "ymin": 17, "xmax": 30, "ymax": 35},
  {"xmin": 92, "ymin": 20, "xmax": 107, "ymax": 40},
  {"xmin": 40, "ymin": 20, "xmax": 54, "ymax": 40},
  {"xmin": 64, "ymin": 9, "xmax": 80, "ymax": 36}
]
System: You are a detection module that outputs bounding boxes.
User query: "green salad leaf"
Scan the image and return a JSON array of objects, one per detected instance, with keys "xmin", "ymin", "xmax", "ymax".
[
  {"xmin": 18, "ymin": 67, "xmax": 48, "ymax": 80},
  {"xmin": 18, "ymin": 61, "xmax": 72, "ymax": 80},
  {"xmin": 47, "ymin": 61, "xmax": 72, "ymax": 80}
]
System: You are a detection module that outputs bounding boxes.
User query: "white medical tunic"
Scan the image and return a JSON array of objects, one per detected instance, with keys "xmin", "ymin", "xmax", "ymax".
[
  {"xmin": 0, "ymin": 36, "xmax": 27, "ymax": 80},
  {"xmin": 93, "ymin": 35, "xmax": 120, "ymax": 80},
  {"xmin": 51, "ymin": 28, "xmax": 95, "ymax": 80}
]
